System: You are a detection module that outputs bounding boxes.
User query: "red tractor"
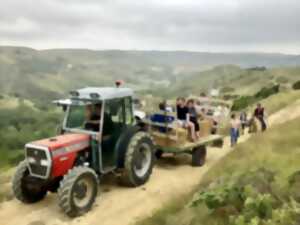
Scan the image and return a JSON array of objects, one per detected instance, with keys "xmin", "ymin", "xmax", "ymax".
[{"xmin": 12, "ymin": 87, "xmax": 155, "ymax": 217}]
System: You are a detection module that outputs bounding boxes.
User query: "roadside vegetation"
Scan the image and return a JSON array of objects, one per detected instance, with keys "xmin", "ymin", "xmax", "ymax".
[
  {"xmin": 219, "ymin": 90, "xmax": 300, "ymax": 136},
  {"xmin": 0, "ymin": 99, "xmax": 62, "ymax": 170},
  {"xmin": 293, "ymin": 80, "xmax": 300, "ymax": 90},
  {"xmin": 231, "ymin": 85, "xmax": 280, "ymax": 111},
  {"xmin": 256, "ymin": 90, "xmax": 300, "ymax": 115},
  {"xmin": 136, "ymin": 117, "xmax": 300, "ymax": 225}
]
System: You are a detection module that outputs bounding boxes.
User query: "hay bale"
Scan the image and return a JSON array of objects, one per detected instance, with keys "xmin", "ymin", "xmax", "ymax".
[
  {"xmin": 199, "ymin": 119, "xmax": 212, "ymax": 137},
  {"xmin": 152, "ymin": 127, "xmax": 189, "ymax": 147}
]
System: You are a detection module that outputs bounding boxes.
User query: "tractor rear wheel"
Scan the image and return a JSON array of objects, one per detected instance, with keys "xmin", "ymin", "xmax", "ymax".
[
  {"xmin": 12, "ymin": 160, "xmax": 47, "ymax": 203},
  {"xmin": 192, "ymin": 146, "xmax": 207, "ymax": 167},
  {"xmin": 58, "ymin": 166, "xmax": 98, "ymax": 217},
  {"xmin": 121, "ymin": 132, "xmax": 155, "ymax": 187}
]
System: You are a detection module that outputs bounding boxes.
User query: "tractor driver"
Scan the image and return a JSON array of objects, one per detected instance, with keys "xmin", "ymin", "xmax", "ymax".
[
  {"xmin": 84, "ymin": 104, "xmax": 114, "ymax": 138},
  {"xmin": 84, "ymin": 104, "xmax": 100, "ymax": 132}
]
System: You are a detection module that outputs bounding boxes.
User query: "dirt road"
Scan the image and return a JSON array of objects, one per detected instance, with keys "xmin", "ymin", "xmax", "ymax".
[{"xmin": 0, "ymin": 103, "xmax": 299, "ymax": 225}]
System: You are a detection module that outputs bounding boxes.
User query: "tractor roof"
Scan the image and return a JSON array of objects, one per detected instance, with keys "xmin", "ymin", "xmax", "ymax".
[{"xmin": 70, "ymin": 87, "xmax": 134, "ymax": 100}]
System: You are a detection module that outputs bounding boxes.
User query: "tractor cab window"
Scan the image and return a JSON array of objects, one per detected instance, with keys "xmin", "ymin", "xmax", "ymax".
[
  {"xmin": 103, "ymin": 98, "xmax": 124, "ymax": 135},
  {"xmin": 103, "ymin": 97, "xmax": 133, "ymax": 129},
  {"xmin": 66, "ymin": 105, "xmax": 86, "ymax": 129},
  {"xmin": 66, "ymin": 102, "xmax": 102, "ymax": 132}
]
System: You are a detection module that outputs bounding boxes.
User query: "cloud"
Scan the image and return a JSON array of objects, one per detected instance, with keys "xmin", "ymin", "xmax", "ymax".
[{"xmin": 0, "ymin": 0, "xmax": 299, "ymax": 53}]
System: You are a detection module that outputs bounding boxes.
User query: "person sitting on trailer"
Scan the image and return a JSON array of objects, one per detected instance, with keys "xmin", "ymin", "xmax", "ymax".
[
  {"xmin": 159, "ymin": 100, "xmax": 173, "ymax": 113},
  {"xmin": 149, "ymin": 101, "xmax": 175, "ymax": 133},
  {"xmin": 176, "ymin": 97, "xmax": 196, "ymax": 141},
  {"xmin": 187, "ymin": 99, "xmax": 200, "ymax": 139}
]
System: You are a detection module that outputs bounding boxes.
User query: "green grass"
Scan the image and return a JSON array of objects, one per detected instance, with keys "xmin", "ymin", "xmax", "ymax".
[
  {"xmin": 260, "ymin": 90, "xmax": 300, "ymax": 115},
  {"xmin": 136, "ymin": 116, "xmax": 300, "ymax": 225},
  {"xmin": 0, "ymin": 149, "xmax": 23, "ymax": 170}
]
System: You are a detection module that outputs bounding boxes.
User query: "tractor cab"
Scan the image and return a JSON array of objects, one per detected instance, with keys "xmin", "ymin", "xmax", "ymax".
[{"xmin": 60, "ymin": 87, "xmax": 135, "ymax": 173}]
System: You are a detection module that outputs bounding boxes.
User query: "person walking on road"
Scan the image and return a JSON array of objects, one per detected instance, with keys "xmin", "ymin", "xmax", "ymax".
[
  {"xmin": 240, "ymin": 111, "xmax": 248, "ymax": 135},
  {"xmin": 254, "ymin": 103, "xmax": 267, "ymax": 131},
  {"xmin": 230, "ymin": 113, "xmax": 240, "ymax": 147}
]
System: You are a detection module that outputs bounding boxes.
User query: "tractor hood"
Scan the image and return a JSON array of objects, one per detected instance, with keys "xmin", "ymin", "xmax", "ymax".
[{"xmin": 28, "ymin": 133, "xmax": 91, "ymax": 152}]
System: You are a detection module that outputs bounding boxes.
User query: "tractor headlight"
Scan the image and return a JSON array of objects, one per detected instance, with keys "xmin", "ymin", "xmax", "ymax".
[
  {"xmin": 27, "ymin": 157, "xmax": 37, "ymax": 164},
  {"xmin": 40, "ymin": 159, "xmax": 50, "ymax": 166}
]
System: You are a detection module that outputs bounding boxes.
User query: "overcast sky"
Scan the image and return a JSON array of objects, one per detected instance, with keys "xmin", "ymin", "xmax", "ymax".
[{"xmin": 0, "ymin": 0, "xmax": 299, "ymax": 54}]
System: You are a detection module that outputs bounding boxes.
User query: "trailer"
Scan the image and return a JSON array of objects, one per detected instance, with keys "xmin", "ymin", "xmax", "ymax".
[{"xmin": 144, "ymin": 110, "xmax": 224, "ymax": 166}]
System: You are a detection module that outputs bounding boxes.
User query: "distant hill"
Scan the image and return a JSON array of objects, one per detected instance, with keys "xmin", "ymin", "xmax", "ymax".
[
  {"xmin": 0, "ymin": 46, "xmax": 300, "ymax": 102},
  {"xmin": 167, "ymin": 65, "xmax": 300, "ymax": 97}
]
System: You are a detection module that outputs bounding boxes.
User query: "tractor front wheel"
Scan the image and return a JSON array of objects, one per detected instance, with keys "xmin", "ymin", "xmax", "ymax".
[
  {"xmin": 121, "ymin": 132, "xmax": 155, "ymax": 187},
  {"xmin": 192, "ymin": 146, "xmax": 207, "ymax": 167},
  {"xmin": 12, "ymin": 160, "xmax": 47, "ymax": 203},
  {"xmin": 58, "ymin": 166, "xmax": 98, "ymax": 217}
]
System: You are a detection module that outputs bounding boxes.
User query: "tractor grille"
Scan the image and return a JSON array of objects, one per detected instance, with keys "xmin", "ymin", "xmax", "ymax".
[{"xmin": 26, "ymin": 146, "xmax": 51, "ymax": 179}]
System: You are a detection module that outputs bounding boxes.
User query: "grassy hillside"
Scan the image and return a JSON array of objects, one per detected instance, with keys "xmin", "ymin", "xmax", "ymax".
[
  {"xmin": 137, "ymin": 116, "xmax": 300, "ymax": 225},
  {"xmin": 1, "ymin": 46, "xmax": 300, "ymax": 101},
  {"xmin": 253, "ymin": 90, "xmax": 300, "ymax": 115},
  {"xmin": 0, "ymin": 46, "xmax": 299, "ymax": 168},
  {"xmin": 167, "ymin": 65, "xmax": 300, "ymax": 98}
]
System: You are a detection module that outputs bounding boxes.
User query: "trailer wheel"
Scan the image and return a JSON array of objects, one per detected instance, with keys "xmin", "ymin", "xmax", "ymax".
[
  {"xmin": 58, "ymin": 166, "xmax": 98, "ymax": 217},
  {"xmin": 12, "ymin": 160, "xmax": 47, "ymax": 203},
  {"xmin": 212, "ymin": 139, "xmax": 224, "ymax": 148},
  {"xmin": 121, "ymin": 132, "xmax": 154, "ymax": 187},
  {"xmin": 192, "ymin": 146, "xmax": 207, "ymax": 167}
]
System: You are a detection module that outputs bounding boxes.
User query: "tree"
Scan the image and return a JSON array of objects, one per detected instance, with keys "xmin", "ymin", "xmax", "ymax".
[{"xmin": 292, "ymin": 80, "xmax": 300, "ymax": 90}]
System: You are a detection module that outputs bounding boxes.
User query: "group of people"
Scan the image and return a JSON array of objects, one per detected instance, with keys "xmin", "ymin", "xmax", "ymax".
[
  {"xmin": 176, "ymin": 98, "xmax": 201, "ymax": 141},
  {"xmin": 158, "ymin": 97, "xmax": 207, "ymax": 142},
  {"xmin": 158, "ymin": 95, "xmax": 234, "ymax": 142},
  {"xmin": 230, "ymin": 103, "xmax": 267, "ymax": 147}
]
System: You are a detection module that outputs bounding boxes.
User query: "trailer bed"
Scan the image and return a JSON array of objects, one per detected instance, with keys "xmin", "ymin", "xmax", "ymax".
[{"xmin": 156, "ymin": 134, "xmax": 223, "ymax": 153}]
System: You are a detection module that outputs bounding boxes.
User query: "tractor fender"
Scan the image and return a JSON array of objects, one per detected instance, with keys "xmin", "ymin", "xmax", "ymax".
[{"xmin": 115, "ymin": 125, "xmax": 140, "ymax": 168}]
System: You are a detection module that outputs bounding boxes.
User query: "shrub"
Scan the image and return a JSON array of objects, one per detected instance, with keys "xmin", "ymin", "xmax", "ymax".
[
  {"xmin": 0, "ymin": 104, "xmax": 62, "ymax": 169},
  {"xmin": 231, "ymin": 85, "xmax": 280, "ymax": 111},
  {"xmin": 189, "ymin": 168, "xmax": 300, "ymax": 225},
  {"xmin": 231, "ymin": 96, "xmax": 255, "ymax": 111},
  {"xmin": 276, "ymin": 76, "xmax": 289, "ymax": 84},
  {"xmin": 221, "ymin": 86, "xmax": 235, "ymax": 93},
  {"xmin": 223, "ymin": 94, "xmax": 239, "ymax": 100},
  {"xmin": 292, "ymin": 80, "xmax": 300, "ymax": 90},
  {"xmin": 254, "ymin": 85, "xmax": 280, "ymax": 99}
]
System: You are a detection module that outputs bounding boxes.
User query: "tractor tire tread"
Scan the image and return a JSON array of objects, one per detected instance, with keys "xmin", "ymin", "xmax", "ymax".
[
  {"xmin": 12, "ymin": 160, "xmax": 47, "ymax": 203},
  {"xmin": 121, "ymin": 132, "xmax": 154, "ymax": 187},
  {"xmin": 58, "ymin": 166, "xmax": 98, "ymax": 217}
]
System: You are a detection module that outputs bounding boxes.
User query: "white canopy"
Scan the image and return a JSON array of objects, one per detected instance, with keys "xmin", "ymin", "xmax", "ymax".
[{"xmin": 72, "ymin": 87, "xmax": 134, "ymax": 100}]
